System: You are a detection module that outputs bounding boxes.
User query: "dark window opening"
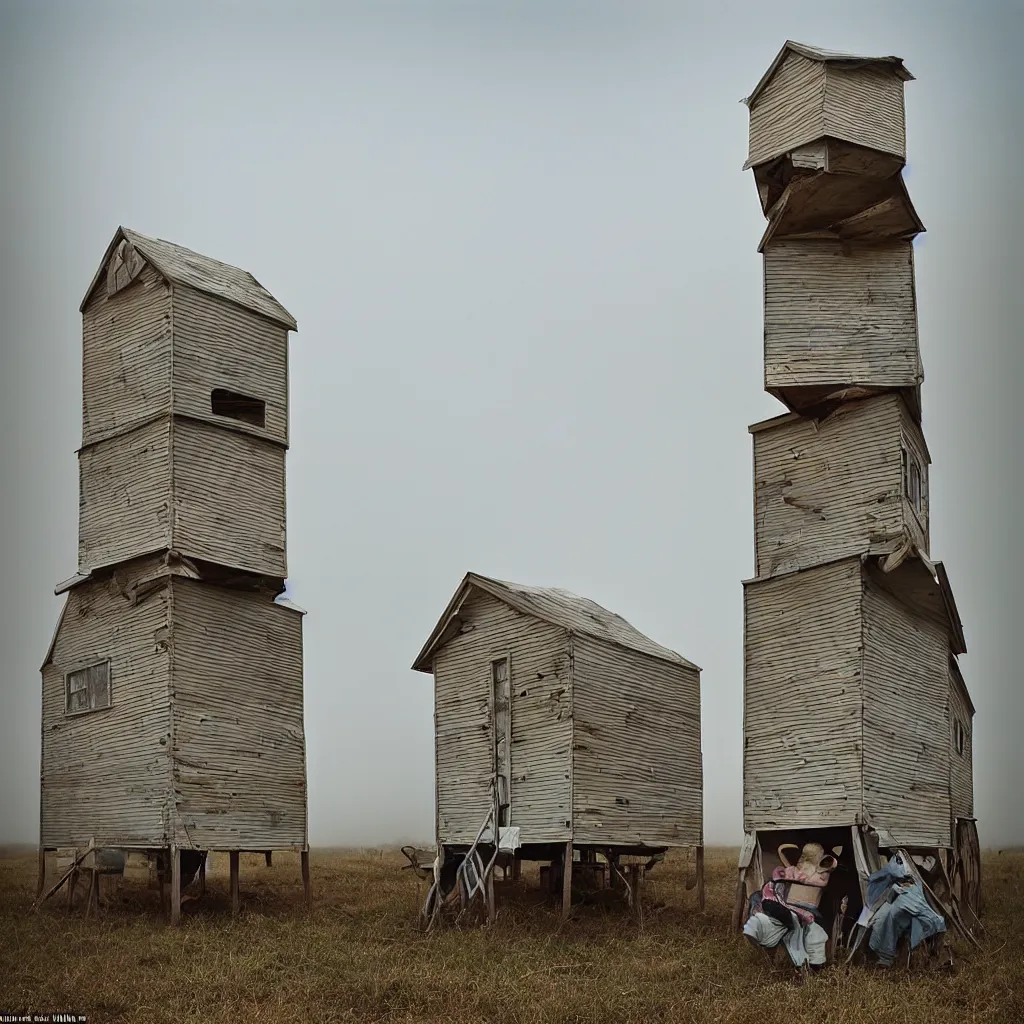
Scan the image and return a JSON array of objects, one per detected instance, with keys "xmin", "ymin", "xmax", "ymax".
[
  {"xmin": 955, "ymin": 720, "xmax": 966, "ymax": 757},
  {"xmin": 211, "ymin": 388, "xmax": 266, "ymax": 427},
  {"xmin": 65, "ymin": 661, "xmax": 111, "ymax": 715}
]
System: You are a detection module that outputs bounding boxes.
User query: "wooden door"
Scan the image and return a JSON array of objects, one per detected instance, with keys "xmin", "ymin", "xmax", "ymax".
[{"xmin": 491, "ymin": 656, "xmax": 512, "ymax": 827}]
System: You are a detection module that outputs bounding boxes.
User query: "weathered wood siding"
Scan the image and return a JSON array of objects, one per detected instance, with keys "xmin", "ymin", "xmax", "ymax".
[
  {"xmin": 743, "ymin": 558, "xmax": 864, "ymax": 832},
  {"xmin": 763, "ymin": 239, "xmax": 921, "ymax": 390},
  {"xmin": 824, "ymin": 64, "xmax": 906, "ymax": 160},
  {"xmin": 169, "ymin": 580, "xmax": 306, "ymax": 850},
  {"xmin": 948, "ymin": 661, "xmax": 974, "ymax": 820},
  {"xmin": 82, "ymin": 264, "xmax": 171, "ymax": 446},
  {"xmin": 171, "ymin": 284, "xmax": 289, "ymax": 447},
  {"xmin": 77, "ymin": 418, "xmax": 171, "ymax": 572},
  {"xmin": 747, "ymin": 51, "xmax": 826, "ymax": 168},
  {"xmin": 861, "ymin": 569, "xmax": 951, "ymax": 847},
  {"xmin": 433, "ymin": 591, "xmax": 571, "ymax": 845},
  {"xmin": 753, "ymin": 395, "xmax": 910, "ymax": 577},
  {"xmin": 572, "ymin": 635, "xmax": 702, "ymax": 847},
  {"xmin": 41, "ymin": 574, "xmax": 171, "ymax": 847},
  {"xmin": 171, "ymin": 417, "xmax": 287, "ymax": 578}
]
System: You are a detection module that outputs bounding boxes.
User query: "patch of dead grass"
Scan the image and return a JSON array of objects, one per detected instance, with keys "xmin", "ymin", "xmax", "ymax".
[{"xmin": 0, "ymin": 847, "xmax": 1019, "ymax": 1023}]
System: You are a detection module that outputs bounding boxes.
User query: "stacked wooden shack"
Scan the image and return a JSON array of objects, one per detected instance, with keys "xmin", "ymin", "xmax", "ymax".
[
  {"xmin": 413, "ymin": 573, "xmax": 704, "ymax": 923},
  {"xmin": 38, "ymin": 227, "xmax": 309, "ymax": 922},
  {"xmin": 734, "ymin": 42, "xmax": 981, "ymax": 945}
]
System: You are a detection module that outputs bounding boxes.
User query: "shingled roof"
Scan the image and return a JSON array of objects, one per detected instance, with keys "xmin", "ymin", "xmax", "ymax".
[
  {"xmin": 81, "ymin": 226, "xmax": 297, "ymax": 330},
  {"xmin": 412, "ymin": 572, "xmax": 700, "ymax": 673}
]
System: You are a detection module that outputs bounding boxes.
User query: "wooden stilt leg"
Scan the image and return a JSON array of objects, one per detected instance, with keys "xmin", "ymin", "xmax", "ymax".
[
  {"xmin": 696, "ymin": 845, "xmax": 706, "ymax": 912},
  {"xmin": 301, "ymin": 850, "xmax": 311, "ymax": 912},
  {"xmin": 198, "ymin": 853, "xmax": 206, "ymax": 898},
  {"xmin": 67, "ymin": 866, "xmax": 78, "ymax": 913},
  {"xmin": 84, "ymin": 871, "xmax": 97, "ymax": 919},
  {"xmin": 36, "ymin": 847, "xmax": 46, "ymax": 900},
  {"xmin": 732, "ymin": 869, "xmax": 747, "ymax": 932},
  {"xmin": 170, "ymin": 846, "xmax": 181, "ymax": 926},
  {"xmin": 230, "ymin": 851, "xmax": 240, "ymax": 917},
  {"xmin": 512, "ymin": 856, "xmax": 521, "ymax": 882},
  {"xmin": 486, "ymin": 867, "xmax": 496, "ymax": 924},
  {"xmin": 561, "ymin": 841, "xmax": 573, "ymax": 921},
  {"xmin": 264, "ymin": 851, "xmax": 272, "ymax": 868}
]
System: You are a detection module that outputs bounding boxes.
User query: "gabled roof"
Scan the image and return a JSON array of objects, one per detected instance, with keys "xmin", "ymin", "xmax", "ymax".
[
  {"xmin": 744, "ymin": 40, "xmax": 914, "ymax": 108},
  {"xmin": 412, "ymin": 572, "xmax": 700, "ymax": 673},
  {"xmin": 81, "ymin": 226, "xmax": 297, "ymax": 331}
]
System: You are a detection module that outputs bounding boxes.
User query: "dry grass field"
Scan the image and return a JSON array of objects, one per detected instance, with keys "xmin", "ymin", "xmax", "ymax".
[{"xmin": 0, "ymin": 845, "xmax": 1021, "ymax": 1023}]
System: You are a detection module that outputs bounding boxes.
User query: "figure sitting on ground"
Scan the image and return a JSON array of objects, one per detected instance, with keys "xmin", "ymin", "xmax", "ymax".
[{"xmin": 743, "ymin": 842, "xmax": 839, "ymax": 971}]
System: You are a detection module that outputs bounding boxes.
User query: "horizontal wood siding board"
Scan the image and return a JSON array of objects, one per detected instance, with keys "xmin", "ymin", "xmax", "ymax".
[
  {"xmin": 763, "ymin": 239, "xmax": 921, "ymax": 390},
  {"xmin": 753, "ymin": 394, "xmax": 906, "ymax": 577},
  {"xmin": 572, "ymin": 635, "xmax": 701, "ymax": 847},
  {"xmin": 171, "ymin": 284, "xmax": 289, "ymax": 447},
  {"xmin": 81, "ymin": 264, "xmax": 172, "ymax": 446},
  {"xmin": 171, "ymin": 417, "xmax": 287, "ymax": 578},
  {"xmin": 862, "ymin": 574, "xmax": 951, "ymax": 847},
  {"xmin": 77, "ymin": 418, "xmax": 172, "ymax": 573},
  {"xmin": 40, "ymin": 577, "xmax": 171, "ymax": 847},
  {"xmin": 824, "ymin": 64, "xmax": 906, "ymax": 158},
  {"xmin": 169, "ymin": 580, "xmax": 306, "ymax": 849},
  {"xmin": 433, "ymin": 592, "xmax": 571, "ymax": 845},
  {"xmin": 743, "ymin": 559, "xmax": 864, "ymax": 831},
  {"xmin": 948, "ymin": 665, "xmax": 974, "ymax": 818},
  {"xmin": 747, "ymin": 52, "xmax": 827, "ymax": 169}
]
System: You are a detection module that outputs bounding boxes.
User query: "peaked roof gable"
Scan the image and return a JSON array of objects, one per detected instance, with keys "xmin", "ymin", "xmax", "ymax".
[
  {"xmin": 81, "ymin": 226, "xmax": 297, "ymax": 330},
  {"xmin": 744, "ymin": 40, "xmax": 913, "ymax": 109},
  {"xmin": 412, "ymin": 572, "xmax": 700, "ymax": 673}
]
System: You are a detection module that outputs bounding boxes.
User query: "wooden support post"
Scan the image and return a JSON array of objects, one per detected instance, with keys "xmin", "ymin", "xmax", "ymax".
[
  {"xmin": 264, "ymin": 851, "xmax": 272, "ymax": 868},
  {"xmin": 36, "ymin": 847, "xmax": 46, "ymax": 900},
  {"xmin": 170, "ymin": 846, "xmax": 181, "ymax": 926},
  {"xmin": 628, "ymin": 865, "xmax": 640, "ymax": 909},
  {"xmin": 696, "ymin": 845, "xmax": 706, "ymax": 912},
  {"xmin": 486, "ymin": 867, "xmax": 496, "ymax": 924},
  {"xmin": 561, "ymin": 841, "xmax": 573, "ymax": 921},
  {"xmin": 512, "ymin": 856, "xmax": 521, "ymax": 882},
  {"xmin": 66, "ymin": 865, "xmax": 78, "ymax": 913},
  {"xmin": 301, "ymin": 850, "xmax": 311, "ymax": 912},
  {"xmin": 84, "ymin": 871, "xmax": 98, "ymax": 920},
  {"xmin": 198, "ymin": 853, "xmax": 206, "ymax": 898},
  {"xmin": 230, "ymin": 851, "xmax": 240, "ymax": 917},
  {"xmin": 731, "ymin": 869, "xmax": 747, "ymax": 932}
]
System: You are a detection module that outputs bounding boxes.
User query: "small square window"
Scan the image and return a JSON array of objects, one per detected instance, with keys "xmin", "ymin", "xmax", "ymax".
[
  {"xmin": 65, "ymin": 662, "xmax": 111, "ymax": 715},
  {"xmin": 211, "ymin": 388, "xmax": 266, "ymax": 428}
]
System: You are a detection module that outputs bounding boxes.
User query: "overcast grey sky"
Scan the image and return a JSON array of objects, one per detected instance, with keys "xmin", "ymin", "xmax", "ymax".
[{"xmin": 1, "ymin": 0, "xmax": 1021, "ymax": 849}]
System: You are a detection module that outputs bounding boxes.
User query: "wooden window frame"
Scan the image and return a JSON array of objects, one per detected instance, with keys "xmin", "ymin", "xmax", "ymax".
[
  {"xmin": 954, "ymin": 719, "xmax": 966, "ymax": 758},
  {"xmin": 64, "ymin": 660, "xmax": 112, "ymax": 717},
  {"xmin": 900, "ymin": 431, "xmax": 928, "ymax": 522}
]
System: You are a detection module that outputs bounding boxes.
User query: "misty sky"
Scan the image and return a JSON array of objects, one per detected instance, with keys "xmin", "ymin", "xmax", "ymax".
[{"xmin": 1, "ymin": 1, "xmax": 1021, "ymax": 849}]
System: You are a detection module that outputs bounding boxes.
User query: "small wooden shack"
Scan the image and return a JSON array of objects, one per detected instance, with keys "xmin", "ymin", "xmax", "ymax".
[
  {"xmin": 412, "ymin": 572, "xmax": 703, "ymax": 921},
  {"xmin": 38, "ymin": 227, "xmax": 308, "ymax": 922},
  {"xmin": 736, "ymin": 42, "xmax": 980, "ymax": 956}
]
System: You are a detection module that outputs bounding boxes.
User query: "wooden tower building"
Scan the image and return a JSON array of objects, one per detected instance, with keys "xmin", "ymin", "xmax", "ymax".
[
  {"xmin": 37, "ymin": 227, "xmax": 309, "ymax": 922},
  {"xmin": 735, "ymin": 43, "xmax": 981, "ymax": 950}
]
